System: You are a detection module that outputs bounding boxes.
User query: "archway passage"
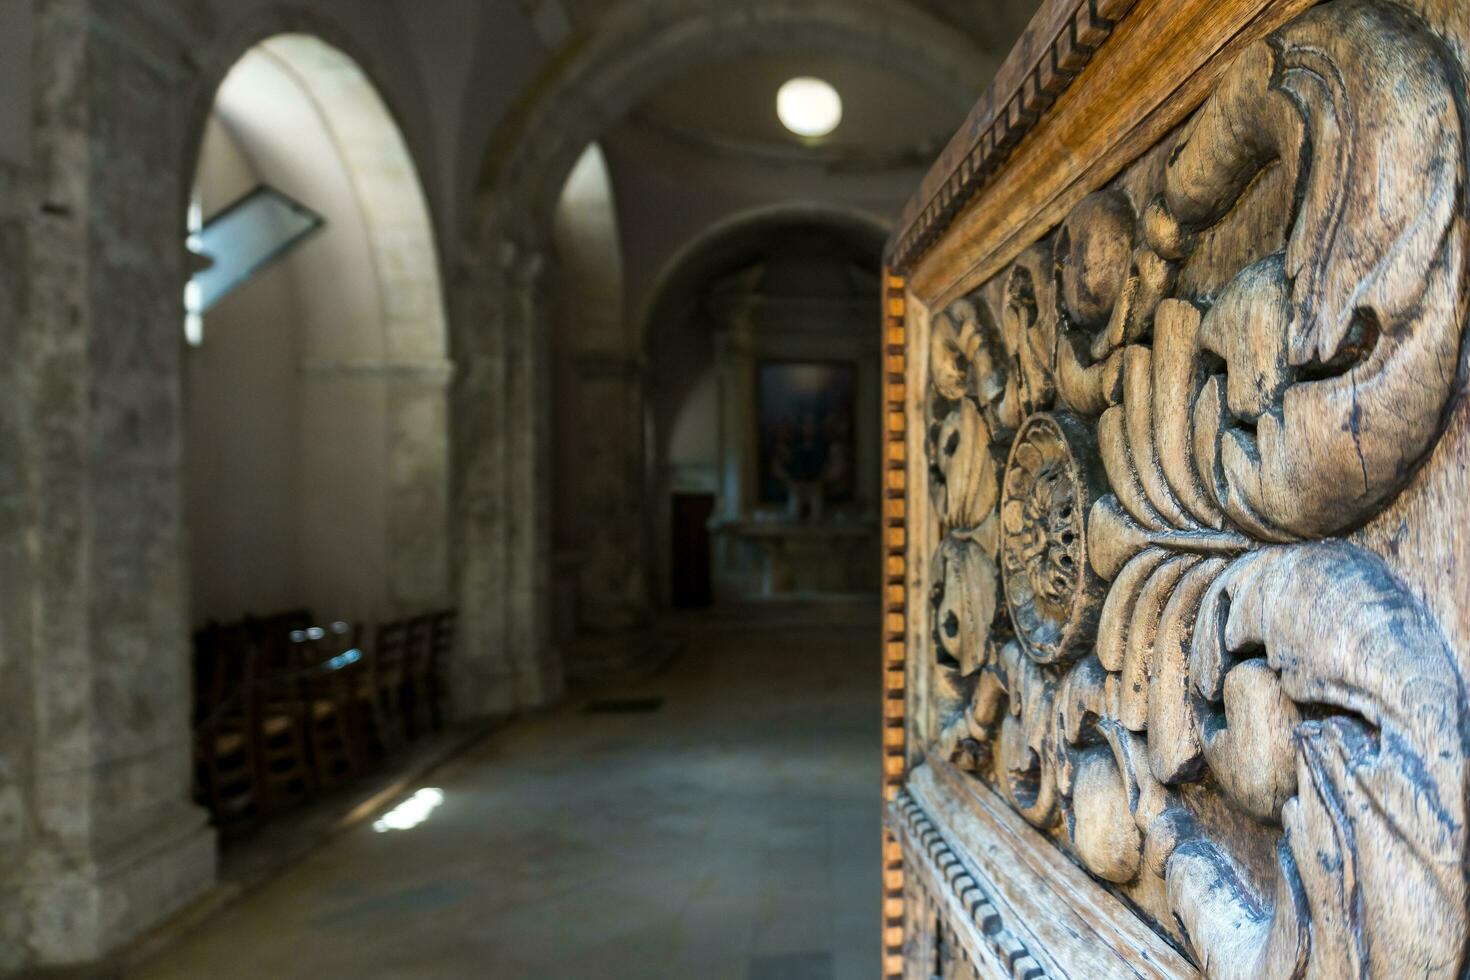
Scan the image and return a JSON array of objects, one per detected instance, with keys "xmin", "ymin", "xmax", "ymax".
[
  {"xmin": 643, "ymin": 209, "xmax": 889, "ymax": 609},
  {"xmin": 187, "ymin": 34, "xmax": 451, "ymax": 629},
  {"xmin": 447, "ymin": 0, "xmax": 994, "ymax": 712},
  {"xmin": 185, "ymin": 35, "xmax": 453, "ymax": 833}
]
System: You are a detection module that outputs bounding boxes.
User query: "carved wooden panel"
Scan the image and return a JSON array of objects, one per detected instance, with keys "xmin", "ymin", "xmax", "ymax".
[{"xmin": 886, "ymin": 0, "xmax": 1470, "ymax": 976}]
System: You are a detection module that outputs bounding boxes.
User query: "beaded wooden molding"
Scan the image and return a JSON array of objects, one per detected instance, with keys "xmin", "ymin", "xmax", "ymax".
[
  {"xmin": 887, "ymin": 0, "xmax": 1137, "ymax": 273},
  {"xmin": 886, "ymin": 759, "xmax": 1192, "ymax": 978},
  {"xmin": 880, "ymin": 273, "xmax": 910, "ymax": 979},
  {"xmin": 889, "ymin": 789, "xmax": 1048, "ymax": 980}
]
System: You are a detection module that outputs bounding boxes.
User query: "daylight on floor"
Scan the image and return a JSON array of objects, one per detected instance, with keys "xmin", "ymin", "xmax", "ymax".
[{"xmin": 2, "ymin": 1, "xmax": 1468, "ymax": 978}]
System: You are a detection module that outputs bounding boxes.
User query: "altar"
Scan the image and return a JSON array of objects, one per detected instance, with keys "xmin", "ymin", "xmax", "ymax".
[{"xmin": 710, "ymin": 517, "xmax": 875, "ymax": 597}]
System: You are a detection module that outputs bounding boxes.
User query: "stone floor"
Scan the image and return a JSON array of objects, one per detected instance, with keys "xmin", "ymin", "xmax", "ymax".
[{"xmin": 133, "ymin": 605, "xmax": 882, "ymax": 979}]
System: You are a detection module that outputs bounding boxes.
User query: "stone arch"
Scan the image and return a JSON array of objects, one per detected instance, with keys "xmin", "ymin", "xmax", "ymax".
[
  {"xmin": 184, "ymin": 32, "xmax": 452, "ymax": 622},
  {"xmin": 469, "ymin": 0, "xmax": 989, "ymax": 242},
  {"xmin": 181, "ymin": 5, "xmax": 444, "ymax": 247},
  {"xmin": 450, "ymin": 0, "xmax": 987, "ymax": 711},
  {"xmin": 638, "ymin": 202, "xmax": 891, "ymax": 349},
  {"xmin": 640, "ymin": 203, "xmax": 891, "ymax": 606}
]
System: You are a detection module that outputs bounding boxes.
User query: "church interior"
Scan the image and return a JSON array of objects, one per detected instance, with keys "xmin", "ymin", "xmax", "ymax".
[
  {"xmin": 11, "ymin": 0, "xmax": 1465, "ymax": 977},
  {"xmin": 0, "ymin": 1, "xmax": 1040, "ymax": 976}
]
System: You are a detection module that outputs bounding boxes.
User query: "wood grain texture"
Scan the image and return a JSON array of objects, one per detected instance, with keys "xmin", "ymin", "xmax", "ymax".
[
  {"xmin": 891, "ymin": 761, "xmax": 1195, "ymax": 979},
  {"xmin": 888, "ymin": 0, "xmax": 1470, "ymax": 976},
  {"xmin": 888, "ymin": 784, "xmax": 1050, "ymax": 979}
]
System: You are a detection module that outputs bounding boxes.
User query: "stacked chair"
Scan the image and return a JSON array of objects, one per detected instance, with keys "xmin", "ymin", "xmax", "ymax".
[
  {"xmin": 357, "ymin": 619, "xmax": 407, "ymax": 756},
  {"xmin": 192, "ymin": 607, "xmax": 456, "ymax": 836},
  {"xmin": 249, "ymin": 610, "xmax": 317, "ymax": 812}
]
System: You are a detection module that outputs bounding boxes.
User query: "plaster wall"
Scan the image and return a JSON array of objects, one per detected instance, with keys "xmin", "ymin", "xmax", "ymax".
[
  {"xmin": 666, "ymin": 365, "xmax": 719, "ymax": 472},
  {"xmin": 185, "ymin": 48, "xmax": 382, "ymax": 628},
  {"xmin": 186, "ymin": 114, "xmax": 305, "ymax": 625}
]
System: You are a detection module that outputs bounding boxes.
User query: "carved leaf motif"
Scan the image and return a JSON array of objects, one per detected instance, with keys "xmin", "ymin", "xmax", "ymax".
[
  {"xmin": 1054, "ymin": 191, "xmax": 1133, "ymax": 416},
  {"xmin": 1001, "ymin": 243, "xmax": 1059, "ymax": 425},
  {"xmin": 1147, "ymin": 0, "xmax": 1468, "ymax": 539},
  {"xmin": 1170, "ymin": 543, "xmax": 1468, "ymax": 979},
  {"xmin": 929, "ymin": 301, "xmax": 981, "ymax": 402},
  {"xmin": 933, "ymin": 400, "xmax": 998, "ymax": 530},
  {"xmin": 1199, "ymin": 659, "xmax": 1299, "ymax": 823},
  {"xmin": 1055, "ymin": 656, "xmax": 1173, "ymax": 885},
  {"xmin": 915, "ymin": 3, "xmax": 1468, "ymax": 975},
  {"xmin": 990, "ymin": 640, "xmax": 1058, "ymax": 829},
  {"xmin": 930, "ymin": 522, "xmax": 1003, "ymax": 770},
  {"xmin": 929, "ymin": 299, "xmax": 1010, "ymax": 416},
  {"xmin": 930, "ymin": 530, "xmax": 999, "ymax": 678}
]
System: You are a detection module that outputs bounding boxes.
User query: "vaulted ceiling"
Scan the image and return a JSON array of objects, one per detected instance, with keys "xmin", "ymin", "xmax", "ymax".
[
  {"xmin": 543, "ymin": 0, "xmax": 1041, "ymax": 49},
  {"xmin": 570, "ymin": 0, "xmax": 1042, "ymax": 165}
]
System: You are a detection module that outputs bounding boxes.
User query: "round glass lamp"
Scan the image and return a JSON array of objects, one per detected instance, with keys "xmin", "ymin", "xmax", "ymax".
[{"xmin": 777, "ymin": 77, "xmax": 842, "ymax": 138}]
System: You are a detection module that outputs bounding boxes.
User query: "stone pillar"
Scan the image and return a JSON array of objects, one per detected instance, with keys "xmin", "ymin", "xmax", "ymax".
[
  {"xmin": 504, "ymin": 247, "xmax": 562, "ymax": 706},
  {"xmin": 0, "ymin": 2, "xmax": 215, "ymax": 967},
  {"xmin": 449, "ymin": 247, "xmax": 513, "ymax": 719},
  {"xmin": 714, "ymin": 314, "xmax": 758, "ymax": 522},
  {"xmin": 709, "ymin": 314, "xmax": 760, "ymax": 603},
  {"xmin": 567, "ymin": 348, "xmax": 651, "ymax": 632},
  {"xmin": 449, "ymin": 236, "xmax": 562, "ymax": 719},
  {"xmin": 382, "ymin": 358, "xmax": 453, "ymax": 617}
]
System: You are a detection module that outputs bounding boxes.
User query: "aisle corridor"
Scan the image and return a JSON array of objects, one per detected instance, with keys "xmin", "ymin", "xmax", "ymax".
[{"xmin": 136, "ymin": 608, "xmax": 882, "ymax": 980}]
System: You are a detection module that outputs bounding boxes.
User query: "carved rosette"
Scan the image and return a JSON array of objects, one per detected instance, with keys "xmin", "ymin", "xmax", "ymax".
[
  {"xmin": 918, "ymin": 2, "xmax": 1470, "ymax": 976},
  {"xmin": 1000, "ymin": 413, "xmax": 1106, "ymax": 666}
]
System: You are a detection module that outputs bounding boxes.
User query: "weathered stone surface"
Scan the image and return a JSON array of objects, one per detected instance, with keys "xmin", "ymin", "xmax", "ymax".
[{"xmin": 0, "ymin": 2, "xmax": 215, "ymax": 967}]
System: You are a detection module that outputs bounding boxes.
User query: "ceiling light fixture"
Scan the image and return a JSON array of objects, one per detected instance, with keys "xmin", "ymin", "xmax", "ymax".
[{"xmin": 777, "ymin": 77, "xmax": 842, "ymax": 138}]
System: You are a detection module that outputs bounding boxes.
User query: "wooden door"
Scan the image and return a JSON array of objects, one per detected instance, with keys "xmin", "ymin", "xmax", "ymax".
[
  {"xmin": 671, "ymin": 492, "xmax": 715, "ymax": 608},
  {"xmin": 881, "ymin": 1, "xmax": 1470, "ymax": 977}
]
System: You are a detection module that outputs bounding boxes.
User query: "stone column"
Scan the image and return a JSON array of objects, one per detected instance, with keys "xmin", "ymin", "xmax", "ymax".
[
  {"xmin": 449, "ymin": 236, "xmax": 562, "ymax": 719},
  {"xmin": 709, "ymin": 311, "xmax": 760, "ymax": 602},
  {"xmin": 714, "ymin": 312, "xmax": 758, "ymax": 522},
  {"xmin": 568, "ymin": 348, "xmax": 651, "ymax": 632},
  {"xmin": 0, "ymin": 2, "xmax": 215, "ymax": 967},
  {"xmin": 504, "ymin": 246, "xmax": 562, "ymax": 706},
  {"xmin": 385, "ymin": 364, "xmax": 454, "ymax": 615},
  {"xmin": 449, "ymin": 246, "xmax": 513, "ymax": 719}
]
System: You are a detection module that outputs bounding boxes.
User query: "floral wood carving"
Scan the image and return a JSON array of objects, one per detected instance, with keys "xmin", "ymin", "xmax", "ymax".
[
  {"xmin": 999, "ymin": 413, "xmax": 1106, "ymax": 666},
  {"xmin": 918, "ymin": 1, "xmax": 1469, "ymax": 975}
]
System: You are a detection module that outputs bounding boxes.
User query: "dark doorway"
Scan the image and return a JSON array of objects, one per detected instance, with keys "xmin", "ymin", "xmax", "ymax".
[{"xmin": 670, "ymin": 493, "xmax": 715, "ymax": 608}]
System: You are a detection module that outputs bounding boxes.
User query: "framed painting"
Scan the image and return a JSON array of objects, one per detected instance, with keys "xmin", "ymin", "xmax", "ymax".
[{"xmin": 756, "ymin": 360, "xmax": 855, "ymax": 505}]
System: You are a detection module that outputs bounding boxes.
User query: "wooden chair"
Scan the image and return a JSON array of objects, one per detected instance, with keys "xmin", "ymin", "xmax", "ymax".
[
  {"xmin": 352, "ymin": 620, "xmax": 407, "ymax": 755},
  {"xmin": 401, "ymin": 615, "xmax": 438, "ymax": 739},
  {"xmin": 424, "ymin": 609, "xmax": 456, "ymax": 734},
  {"xmin": 192, "ymin": 622, "xmax": 261, "ymax": 833},
  {"xmin": 291, "ymin": 622, "xmax": 362, "ymax": 789},
  {"xmin": 243, "ymin": 613, "xmax": 317, "ymax": 813}
]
